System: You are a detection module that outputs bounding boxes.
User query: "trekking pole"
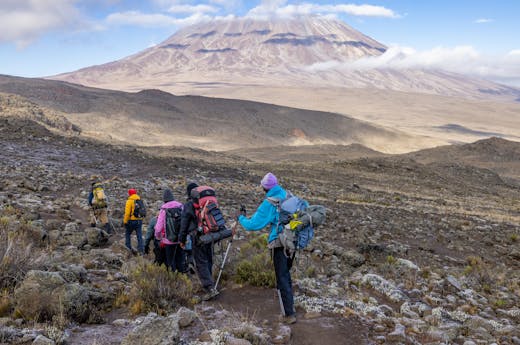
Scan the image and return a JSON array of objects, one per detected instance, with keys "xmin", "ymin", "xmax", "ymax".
[
  {"xmin": 106, "ymin": 202, "xmax": 117, "ymax": 233},
  {"xmin": 277, "ymin": 289, "xmax": 286, "ymax": 317},
  {"xmin": 213, "ymin": 218, "xmax": 239, "ymax": 291}
]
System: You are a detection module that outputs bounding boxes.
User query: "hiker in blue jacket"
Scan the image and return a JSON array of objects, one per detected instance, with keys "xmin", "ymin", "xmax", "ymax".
[{"xmin": 238, "ymin": 172, "xmax": 297, "ymax": 324}]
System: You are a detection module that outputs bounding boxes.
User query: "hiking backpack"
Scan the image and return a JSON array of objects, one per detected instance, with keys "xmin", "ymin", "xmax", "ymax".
[
  {"xmin": 92, "ymin": 184, "xmax": 107, "ymax": 208},
  {"xmin": 269, "ymin": 192, "xmax": 326, "ymax": 252},
  {"xmin": 165, "ymin": 206, "xmax": 182, "ymax": 242},
  {"xmin": 133, "ymin": 199, "xmax": 147, "ymax": 218},
  {"xmin": 192, "ymin": 186, "xmax": 226, "ymax": 234}
]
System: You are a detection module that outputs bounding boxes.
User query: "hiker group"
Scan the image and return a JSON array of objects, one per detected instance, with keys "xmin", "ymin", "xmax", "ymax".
[{"xmin": 88, "ymin": 172, "xmax": 326, "ymax": 323}]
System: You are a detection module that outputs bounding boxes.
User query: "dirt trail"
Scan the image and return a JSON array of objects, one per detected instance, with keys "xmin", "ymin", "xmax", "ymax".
[{"xmin": 211, "ymin": 286, "xmax": 368, "ymax": 345}]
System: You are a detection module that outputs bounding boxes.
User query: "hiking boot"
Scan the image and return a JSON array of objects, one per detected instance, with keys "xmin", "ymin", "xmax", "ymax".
[
  {"xmin": 201, "ymin": 288, "xmax": 219, "ymax": 301},
  {"xmin": 280, "ymin": 314, "xmax": 297, "ymax": 324},
  {"xmin": 90, "ymin": 223, "xmax": 96, "ymax": 227}
]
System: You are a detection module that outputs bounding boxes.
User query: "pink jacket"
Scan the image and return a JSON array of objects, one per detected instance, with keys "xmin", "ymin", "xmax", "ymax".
[{"xmin": 154, "ymin": 200, "xmax": 183, "ymax": 245}]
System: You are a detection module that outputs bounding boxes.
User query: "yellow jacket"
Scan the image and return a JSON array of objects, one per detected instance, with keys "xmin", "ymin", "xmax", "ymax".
[{"xmin": 124, "ymin": 194, "xmax": 142, "ymax": 224}]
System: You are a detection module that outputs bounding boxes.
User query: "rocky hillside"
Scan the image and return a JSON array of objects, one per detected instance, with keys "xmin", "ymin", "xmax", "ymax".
[
  {"xmin": 405, "ymin": 137, "xmax": 520, "ymax": 181},
  {"xmin": 0, "ymin": 114, "xmax": 518, "ymax": 345},
  {"xmin": 0, "ymin": 92, "xmax": 80, "ymax": 134},
  {"xmin": 0, "ymin": 75, "xmax": 420, "ymax": 153}
]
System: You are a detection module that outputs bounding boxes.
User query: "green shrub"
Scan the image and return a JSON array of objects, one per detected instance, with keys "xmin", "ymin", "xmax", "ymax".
[
  {"xmin": 235, "ymin": 253, "xmax": 276, "ymax": 288},
  {"xmin": 128, "ymin": 262, "xmax": 192, "ymax": 315},
  {"xmin": 232, "ymin": 233, "xmax": 275, "ymax": 287}
]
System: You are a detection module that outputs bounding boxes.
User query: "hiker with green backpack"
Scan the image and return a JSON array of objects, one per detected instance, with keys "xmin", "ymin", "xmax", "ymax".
[
  {"xmin": 123, "ymin": 188, "xmax": 146, "ymax": 255},
  {"xmin": 88, "ymin": 181, "xmax": 112, "ymax": 234},
  {"xmin": 154, "ymin": 189, "xmax": 186, "ymax": 272}
]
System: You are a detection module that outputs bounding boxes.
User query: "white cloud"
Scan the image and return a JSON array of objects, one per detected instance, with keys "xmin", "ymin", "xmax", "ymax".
[
  {"xmin": 305, "ymin": 45, "xmax": 520, "ymax": 87},
  {"xmin": 105, "ymin": 10, "xmax": 233, "ymax": 28},
  {"xmin": 248, "ymin": 2, "xmax": 399, "ymax": 19},
  {"xmin": 0, "ymin": 0, "xmax": 85, "ymax": 47},
  {"xmin": 474, "ymin": 18, "xmax": 493, "ymax": 24},
  {"xmin": 106, "ymin": 11, "xmax": 180, "ymax": 27},
  {"xmin": 167, "ymin": 4, "xmax": 219, "ymax": 14}
]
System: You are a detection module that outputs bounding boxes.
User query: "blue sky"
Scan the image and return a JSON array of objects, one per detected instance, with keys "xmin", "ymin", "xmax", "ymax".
[{"xmin": 1, "ymin": 1, "xmax": 519, "ymax": 86}]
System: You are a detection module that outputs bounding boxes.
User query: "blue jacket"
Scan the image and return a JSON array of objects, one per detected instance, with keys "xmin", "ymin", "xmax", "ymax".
[{"xmin": 238, "ymin": 185, "xmax": 287, "ymax": 243}]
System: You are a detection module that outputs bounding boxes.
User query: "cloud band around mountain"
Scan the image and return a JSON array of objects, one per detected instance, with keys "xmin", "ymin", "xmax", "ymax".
[{"xmin": 305, "ymin": 45, "xmax": 520, "ymax": 87}]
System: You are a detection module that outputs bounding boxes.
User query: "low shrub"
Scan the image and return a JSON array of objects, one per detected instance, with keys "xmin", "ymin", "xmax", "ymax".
[
  {"xmin": 0, "ymin": 214, "xmax": 36, "ymax": 290},
  {"xmin": 233, "ymin": 234, "xmax": 275, "ymax": 288},
  {"xmin": 128, "ymin": 262, "xmax": 192, "ymax": 315}
]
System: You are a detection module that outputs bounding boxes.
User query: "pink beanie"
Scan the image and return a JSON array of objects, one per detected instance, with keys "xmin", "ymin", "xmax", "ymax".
[{"xmin": 261, "ymin": 172, "xmax": 278, "ymax": 190}]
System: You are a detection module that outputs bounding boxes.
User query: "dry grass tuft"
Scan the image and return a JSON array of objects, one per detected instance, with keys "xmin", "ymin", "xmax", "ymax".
[
  {"xmin": 0, "ymin": 213, "xmax": 38, "ymax": 290},
  {"xmin": 127, "ymin": 261, "xmax": 192, "ymax": 315}
]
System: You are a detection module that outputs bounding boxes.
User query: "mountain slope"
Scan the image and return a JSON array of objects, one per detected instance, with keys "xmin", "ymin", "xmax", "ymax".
[
  {"xmin": 52, "ymin": 16, "xmax": 518, "ymax": 102},
  {"xmin": 0, "ymin": 74, "xmax": 427, "ymax": 152}
]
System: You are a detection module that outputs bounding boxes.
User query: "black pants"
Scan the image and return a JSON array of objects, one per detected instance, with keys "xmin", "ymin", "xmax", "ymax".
[
  {"xmin": 193, "ymin": 242, "xmax": 214, "ymax": 290},
  {"xmin": 153, "ymin": 239, "xmax": 166, "ymax": 266},
  {"xmin": 273, "ymin": 247, "xmax": 295, "ymax": 316},
  {"xmin": 165, "ymin": 243, "xmax": 186, "ymax": 272}
]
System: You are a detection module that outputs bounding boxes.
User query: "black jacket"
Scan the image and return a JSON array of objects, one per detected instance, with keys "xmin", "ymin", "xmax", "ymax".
[{"xmin": 179, "ymin": 200, "xmax": 198, "ymax": 244}]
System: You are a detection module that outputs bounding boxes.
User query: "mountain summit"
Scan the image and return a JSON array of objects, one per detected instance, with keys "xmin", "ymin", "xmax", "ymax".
[
  {"xmin": 53, "ymin": 16, "xmax": 518, "ymax": 101},
  {"xmin": 54, "ymin": 16, "xmax": 386, "ymax": 87}
]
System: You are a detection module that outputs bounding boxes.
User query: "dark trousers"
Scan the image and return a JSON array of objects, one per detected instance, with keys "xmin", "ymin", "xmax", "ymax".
[
  {"xmin": 125, "ymin": 220, "xmax": 144, "ymax": 253},
  {"xmin": 193, "ymin": 242, "xmax": 214, "ymax": 290},
  {"xmin": 273, "ymin": 247, "xmax": 295, "ymax": 316},
  {"xmin": 153, "ymin": 239, "xmax": 166, "ymax": 266},
  {"xmin": 165, "ymin": 243, "xmax": 186, "ymax": 272}
]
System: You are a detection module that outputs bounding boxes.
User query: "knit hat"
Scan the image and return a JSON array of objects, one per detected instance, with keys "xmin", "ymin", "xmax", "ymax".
[
  {"xmin": 261, "ymin": 172, "xmax": 278, "ymax": 190},
  {"xmin": 163, "ymin": 189, "xmax": 174, "ymax": 202},
  {"xmin": 128, "ymin": 189, "xmax": 136, "ymax": 196},
  {"xmin": 186, "ymin": 182, "xmax": 199, "ymax": 197}
]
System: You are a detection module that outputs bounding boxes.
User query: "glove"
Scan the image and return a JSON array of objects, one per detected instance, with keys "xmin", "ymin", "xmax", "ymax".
[
  {"xmin": 144, "ymin": 245, "xmax": 150, "ymax": 254},
  {"xmin": 239, "ymin": 205, "xmax": 247, "ymax": 217},
  {"xmin": 159, "ymin": 241, "xmax": 166, "ymax": 249}
]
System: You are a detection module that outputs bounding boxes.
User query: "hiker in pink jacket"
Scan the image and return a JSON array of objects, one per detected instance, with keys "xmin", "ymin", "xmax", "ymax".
[{"xmin": 154, "ymin": 189, "xmax": 186, "ymax": 272}]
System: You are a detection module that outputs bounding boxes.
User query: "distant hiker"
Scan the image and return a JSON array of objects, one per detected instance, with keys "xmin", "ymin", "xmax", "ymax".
[
  {"xmin": 88, "ymin": 181, "xmax": 113, "ymax": 234},
  {"xmin": 238, "ymin": 172, "xmax": 297, "ymax": 324},
  {"xmin": 154, "ymin": 189, "xmax": 186, "ymax": 272},
  {"xmin": 144, "ymin": 216, "xmax": 166, "ymax": 266},
  {"xmin": 123, "ymin": 188, "xmax": 146, "ymax": 255},
  {"xmin": 179, "ymin": 182, "xmax": 218, "ymax": 301}
]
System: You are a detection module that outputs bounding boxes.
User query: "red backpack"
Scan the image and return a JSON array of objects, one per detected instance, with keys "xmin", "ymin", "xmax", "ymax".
[{"xmin": 192, "ymin": 186, "xmax": 226, "ymax": 234}]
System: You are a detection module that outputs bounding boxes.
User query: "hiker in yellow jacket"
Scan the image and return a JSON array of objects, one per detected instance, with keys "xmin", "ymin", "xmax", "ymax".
[{"xmin": 123, "ymin": 189, "xmax": 145, "ymax": 255}]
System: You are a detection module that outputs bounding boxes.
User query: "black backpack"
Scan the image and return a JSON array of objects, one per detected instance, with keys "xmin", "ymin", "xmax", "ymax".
[
  {"xmin": 165, "ymin": 207, "xmax": 182, "ymax": 242},
  {"xmin": 133, "ymin": 199, "xmax": 147, "ymax": 218}
]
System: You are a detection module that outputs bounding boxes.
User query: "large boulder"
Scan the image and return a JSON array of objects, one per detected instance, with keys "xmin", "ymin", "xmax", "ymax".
[
  {"xmin": 14, "ymin": 270, "xmax": 107, "ymax": 323},
  {"xmin": 121, "ymin": 313, "xmax": 180, "ymax": 345}
]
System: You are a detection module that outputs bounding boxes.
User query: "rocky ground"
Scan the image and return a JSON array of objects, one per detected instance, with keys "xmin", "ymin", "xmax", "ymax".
[{"xmin": 0, "ymin": 116, "xmax": 519, "ymax": 345}]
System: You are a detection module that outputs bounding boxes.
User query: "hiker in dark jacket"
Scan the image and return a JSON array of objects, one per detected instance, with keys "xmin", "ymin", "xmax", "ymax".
[
  {"xmin": 238, "ymin": 172, "xmax": 297, "ymax": 324},
  {"xmin": 144, "ymin": 216, "xmax": 166, "ymax": 266},
  {"xmin": 179, "ymin": 182, "xmax": 218, "ymax": 301}
]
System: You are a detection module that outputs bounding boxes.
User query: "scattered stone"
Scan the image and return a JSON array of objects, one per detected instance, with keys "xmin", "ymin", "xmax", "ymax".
[
  {"xmin": 303, "ymin": 311, "xmax": 321, "ymax": 319},
  {"xmin": 112, "ymin": 319, "xmax": 130, "ymax": 327},
  {"xmin": 361, "ymin": 274, "xmax": 408, "ymax": 303},
  {"xmin": 272, "ymin": 324, "xmax": 291, "ymax": 344},
  {"xmin": 446, "ymin": 275, "xmax": 463, "ymax": 291},
  {"xmin": 32, "ymin": 335, "xmax": 55, "ymax": 345},
  {"xmin": 226, "ymin": 337, "xmax": 253, "ymax": 345},
  {"xmin": 387, "ymin": 323, "xmax": 409, "ymax": 343},
  {"xmin": 176, "ymin": 307, "xmax": 196, "ymax": 328},
  {"xmin": 121, "ymin": 313, "xmax": 180, "ymax": 345}
]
